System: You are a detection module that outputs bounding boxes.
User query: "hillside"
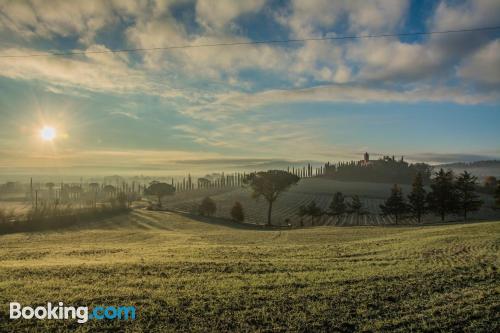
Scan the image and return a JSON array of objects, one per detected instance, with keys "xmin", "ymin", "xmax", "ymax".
[
  {"xmin": 161, "ymin": 178, "xmax": 500, "ymax": 226},
  {"xmin": 0, "ymin": 211, "xmax": 498, "ymax": 332}
]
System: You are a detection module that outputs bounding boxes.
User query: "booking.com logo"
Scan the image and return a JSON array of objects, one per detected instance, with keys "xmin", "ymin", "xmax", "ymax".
[{"xmin": 9, "ymin": 302, "xmax": 136, "ymax": 324}]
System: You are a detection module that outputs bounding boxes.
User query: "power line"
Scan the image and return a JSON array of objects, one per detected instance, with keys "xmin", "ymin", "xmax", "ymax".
[{"xmin": 1, "ymin": 25, "xmax": 500, "ymax": 58}]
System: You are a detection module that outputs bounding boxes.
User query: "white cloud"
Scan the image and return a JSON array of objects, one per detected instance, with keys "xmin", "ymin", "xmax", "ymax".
[
  {"xmin": 0, "ymin": 45, "xmax": 151, "ymax": 93},
  {"xmin": 195, "ymin": 0, "xmax": 266, "ymax": 31},
  {"xmin": 347, "ymin": 38, "xmax": 444, "ymax": 82},
  {"xmin": 284, "ymin": 0, "xmax": 409, "ymax": 38},
  {"xmin": 182, "ymin": 83, "xmax": 499, "ymax": 121},
  {"xmin": 458, "ymin": 39, "xmax": 500, "ymax": 85},
  {"xmin": 431, "ymin": 0, "xmax": 500, "ymax": 31}
]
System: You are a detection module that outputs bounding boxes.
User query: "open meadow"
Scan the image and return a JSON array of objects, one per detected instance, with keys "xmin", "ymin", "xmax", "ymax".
[{"xmin": 0, "ymin": 209, "xmax": 498, "ymax": 332}]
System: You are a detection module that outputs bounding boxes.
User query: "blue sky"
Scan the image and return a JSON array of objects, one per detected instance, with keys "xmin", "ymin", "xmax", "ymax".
[{"xmin": 0, "ymin": 0, "xmax": 499, "ymax": 175}]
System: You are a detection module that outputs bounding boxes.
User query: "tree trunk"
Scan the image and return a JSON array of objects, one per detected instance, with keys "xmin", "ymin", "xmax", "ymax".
[
  {"xmin": 464, "ymin": 208, "xmax": 467, "ymax": 221},
  {"xmin": 311, "ymin": 216, "xmax": 314, "ymax": 226},
  {"xmin": 158, "ymin": 195, "xmax": 162, "ymax": 208},
  {"xmin": 441, "ymin": 211, "xmax": 445, "ymax": 222},
  {"xmin": 267, "ymin": 201, "xmax": 273, "ymax": 226}
]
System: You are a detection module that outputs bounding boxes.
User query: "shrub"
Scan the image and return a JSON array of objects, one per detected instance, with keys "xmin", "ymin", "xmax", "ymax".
[
  {"xmin": 199, "ymin": 197, "xmax": 216, "ymax": 217},
  {"xmin": 230, "ymin": 202, "xmax": 244, "ymax": 222}
]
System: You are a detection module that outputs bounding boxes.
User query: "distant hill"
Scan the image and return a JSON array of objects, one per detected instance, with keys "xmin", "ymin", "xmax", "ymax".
[
  {"xmin": 437, "ymin": 160, "xmax": 500, "ymax": 168},
  {"xmin": 436, "ymin": 160, "xmax": 500, "ymax": 178}
]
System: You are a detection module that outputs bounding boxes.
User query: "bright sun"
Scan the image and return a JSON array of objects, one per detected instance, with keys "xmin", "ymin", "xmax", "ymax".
[{"xmin": 40, "ymin": 126, "xmax": 56, "ymax": 141}]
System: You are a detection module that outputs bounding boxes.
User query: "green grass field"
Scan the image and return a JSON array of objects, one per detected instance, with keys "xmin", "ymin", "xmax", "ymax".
[{"xmin": 0, "ymin": 210, "xmax": 498, "ymax": 332}]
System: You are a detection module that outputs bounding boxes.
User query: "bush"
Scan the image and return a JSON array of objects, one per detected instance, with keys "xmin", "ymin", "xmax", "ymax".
[
  {"xmin": 199, "ymin": 197, "xmax": 216, "ymax": 216},
  {"xmin": 230, "ymin": 202, "xmax": 244, "ymax": 222}
]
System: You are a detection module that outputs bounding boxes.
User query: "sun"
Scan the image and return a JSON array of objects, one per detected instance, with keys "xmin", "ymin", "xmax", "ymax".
[{"xmin": 40, "ymin": 126, "xmax": 56, "ymax": 141}]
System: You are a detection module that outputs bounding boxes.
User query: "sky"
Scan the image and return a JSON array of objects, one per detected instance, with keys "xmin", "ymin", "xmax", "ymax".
[{"xmin": 0, "ymin": 0, "xmax": 499, "ymax": 177}]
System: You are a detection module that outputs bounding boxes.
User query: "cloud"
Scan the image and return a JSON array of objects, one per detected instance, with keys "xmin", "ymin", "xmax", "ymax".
[
  {"xmin": 347, "ymin": 39, "xmax": 444, "ymax": 82},
  {"xmin": 195, "ymin": 0, "xmax": 266, "ymax": 31},
  {"xmin": 282, "ymin": 0, "xmax": 409, "ymax": 38},
  {"xmin": 408, "ymin": 152, "xmax": 500, "ymax": 165},
  {"xmin": 458, "ymin": 39, "xmax": 500, "ymax": 86},
  {"xmin": 182, "ymin": 83, "xmax": 499, "ymax": 121},
  {"xmin": 0, "ymin": 0, "xmax": 119, "ymax": 43},
  {"xmin": 0, "ymin": 45, "xmax": 154, "ymax": 93}
]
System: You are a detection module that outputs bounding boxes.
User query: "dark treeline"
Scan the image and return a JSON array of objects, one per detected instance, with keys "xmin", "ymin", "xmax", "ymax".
[
  {"xmin": 322, "ymin": 154, "xmax": 432, "ymax": 184},
  {"xmin": 0, "ymin": 202, "xmax": 130, "ymax": 235},
  {"xmin": 380, "ymin": 169, "xmax": 485, "ymax": 223}
]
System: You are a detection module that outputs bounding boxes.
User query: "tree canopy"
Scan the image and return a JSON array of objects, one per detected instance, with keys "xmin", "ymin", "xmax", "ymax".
[
  {"xmin": 328, "ymin": 192, "xmax": 346, "ymax": 223},
  {"xmin": 230, "ymin": 202, "xmax": 244, "ymax": 222},
  {"xmin": 299, "ymin": 200, "xmax": 323, "ymax": 226},
  {"xmin": 144, "ymin": 181, "xmax": 175, "ymax": 207},
  {"xmin": 455, "ymin": 171, "xmax": 483, "ymax": 221},
  {"xmin": 199, "ymin": 196, "xmax": 216, "ymax": 216},
  {"xmin": 244, "ymin": 170, "xmax": 300, "ymax": 226},
  {"xmin": 408, "ymin": 172, "xmax": 427, "ymax": 223},
  {"xmin": 427, "ymin": 169, "xmax": 458, "ymax": 222},
  {"xmin": 380, "ymin": 184, "xmax": 408, "ymax": 224}
]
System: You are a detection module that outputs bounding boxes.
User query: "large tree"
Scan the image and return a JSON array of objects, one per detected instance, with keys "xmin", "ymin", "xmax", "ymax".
[
  {"xmin": 244, "ymin": 170, "xmax": 300, "ymax": 226},
  {"xmin": 144, "ymin": 181, "xmax": 175, "ymax": 208},
  {"xmin": 328, "ymin": 192, "xmax": 347, "ymax": 224},
  {"xmin": 408, "ymin": 172, "xmax": 427, "ymax": 223},
  {"xmin": 380, "ymin": 184, "xmax": 408, "ymax": 224},
  {"xmin": 455, "ymin": 171, "xmax": 483, "ymax": 221},
  {"xmin": 427, "ymin": 169, "xmax": 458, "ymax": 222}
]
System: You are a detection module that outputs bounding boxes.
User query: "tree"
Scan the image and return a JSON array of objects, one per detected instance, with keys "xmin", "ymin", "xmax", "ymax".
[
  {"xmin": 328, "ymin": 192, "xmax": 346, "ymax": 224},
  {"xmin": 484, "ymin": 176, "xmax": 497, "ymax": 190},
  {"xmin": 144, "ymin": 181, "xmax": 175, "ymax": 208},
  {"xmin": 297, "ymin": 205, "xmax": 307, "ymax": 227},
  {"xmin": 427, "ymin": 169, "xmax": 458, "ymax": 222},
  {"xmin": 230, "ymin": 201, "xmax": 244, "ymax": 222},
  {"xmin": 89, "ymin": 183, "xmax": 100, "ymax": 208},
  {"xmin": 495, "ymin": 184, "xmax": 500, "ymax": 209},
  {"xmin": 244, "ymin": 170, "xmax": 300, "ymax": 226},
  {"xmin": 380, "ymin": 184, "xmax": 409, "ymax": 224},
  {"xmin": 407, "ymin": 172, "xmax": 427, "ymax": 223},
  {"xmin": 455, "ymin": 171, "xmax": 483, "ymax": 221},
  {"xmin": 199, "ymin": 196, "xmax": 216, "ymax": 216},
  {"xmin": 298, "ymin": 200, "xmax": 323, "ymax": 226},
  {"xmin": 347, "ymin": 195, "xmax": 367, "ymax": 225},
  {"xmin": 89, "ymin": 183, "xmax": 100, "ymax": 192},
  {"xmin": 103, "ymin": 185, "xmax": 116, "ymax": 198}
]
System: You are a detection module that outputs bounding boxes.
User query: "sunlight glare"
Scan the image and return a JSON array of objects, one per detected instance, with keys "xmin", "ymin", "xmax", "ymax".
[{"xmin": 40, "ymin": 126, "xmax": 56, "ymax": 141}]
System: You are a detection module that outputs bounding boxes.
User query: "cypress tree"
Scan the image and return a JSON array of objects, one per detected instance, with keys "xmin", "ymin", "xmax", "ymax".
[
  {"xmin": 455, "ymin": 171, "xmax": 483, "ymax": 221},
  {"xmin": 230, "ymin": 201, "xmax": 245, "ymax": 222},
  {"xmin": 380, "ymin": 184, "xmax": 408, "ymax": 224},
  {"xmin": 408, "ymin": 172, "xmax": 427, "ymax": 223},
  {"xmin": 427, "ymin": 169, "xmax": 458, "ymax": 222},
  {"xmin": 328, "ymin": 192, "xmax": 346, "ymax": 224},
  {"xmin": 348, "ymin": 195, "xmax": 366, "ymax": 225},
  {"xmin": 299, "ymin": 200, "xmax": 323, "ymax": 226}
]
